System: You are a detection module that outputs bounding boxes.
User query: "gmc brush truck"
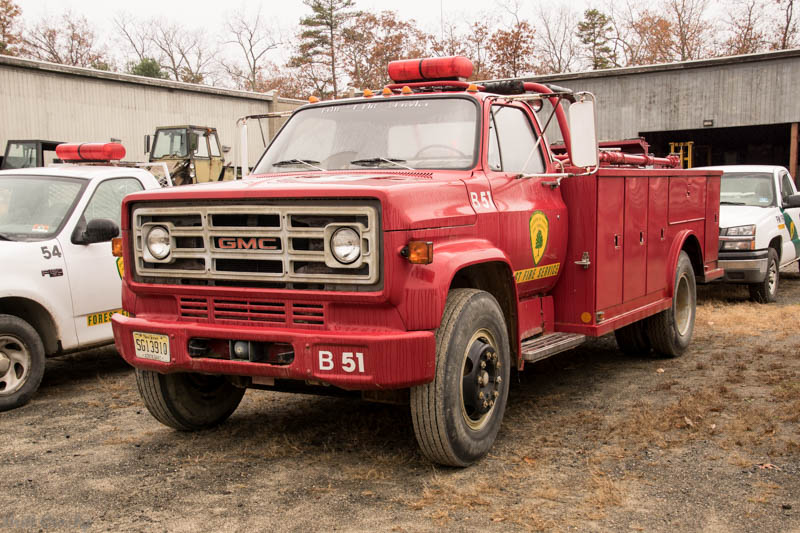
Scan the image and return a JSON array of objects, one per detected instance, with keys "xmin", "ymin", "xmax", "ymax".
[{"xmin": 111, "ymin": 57, "xmax": 722, "ymax": 467}]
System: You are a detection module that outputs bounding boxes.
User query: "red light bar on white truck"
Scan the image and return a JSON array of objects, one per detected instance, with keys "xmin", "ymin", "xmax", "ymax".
[
  {"xmin": 388, "ymin": 56, "xmax": 474, "ymax": 83},
  {"xmin": 55, "ymin": 143, "xmax": 126, "ymax": 162}
]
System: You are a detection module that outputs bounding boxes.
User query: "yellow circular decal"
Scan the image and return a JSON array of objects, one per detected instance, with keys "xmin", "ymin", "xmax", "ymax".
[
  {"xmin": 529, "ymin": 211, "xmax": 549, "ymax": 266},
  {"xmin": 116, "ymin": 257, "xmax": 124, "ymax": 280}
]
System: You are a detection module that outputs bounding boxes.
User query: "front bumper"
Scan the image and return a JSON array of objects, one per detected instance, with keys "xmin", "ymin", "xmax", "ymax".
[
  {"xmin": 112, "ymin": 315, "xmax": 435, "ymax": 390},
  {"xmin": 718, "ymin": 250, "xmax": 768, "ymax": 283}
]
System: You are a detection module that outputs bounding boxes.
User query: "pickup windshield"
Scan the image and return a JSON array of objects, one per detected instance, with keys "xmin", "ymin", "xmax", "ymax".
[
  {"xmin": 0, "ymin": 176, "xmax": 85, "ymax": 241},
  {"xmin": 254, "ymin": 97, "xmax": 478, "ymax": 173},
  {"xmin": 720, "ymin": 172, "xmax": 775, "ymax": 207}
]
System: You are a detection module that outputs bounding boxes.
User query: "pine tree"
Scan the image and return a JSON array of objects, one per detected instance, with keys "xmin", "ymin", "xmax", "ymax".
[
  {"xmin": 535, "ymin": 230, "xmax": 544, "ymax": 249},
  {"xmin": 577, "ymin": 8, "xmax": 616, "ymax": 70}
]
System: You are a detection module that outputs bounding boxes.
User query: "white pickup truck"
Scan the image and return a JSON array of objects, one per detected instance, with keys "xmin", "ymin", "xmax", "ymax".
[
  {"xmin": 700, "ymin": 165, "xmax": 800, "ymax": 302},
  {"xmin": 0, "ymin": 156, "xmax": 163, "ymax": 410}
]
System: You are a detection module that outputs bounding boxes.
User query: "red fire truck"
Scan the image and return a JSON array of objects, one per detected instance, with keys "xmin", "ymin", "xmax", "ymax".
[{"xmin": 111, "ymin": 57, "xmax": 722, "ymax": 466}]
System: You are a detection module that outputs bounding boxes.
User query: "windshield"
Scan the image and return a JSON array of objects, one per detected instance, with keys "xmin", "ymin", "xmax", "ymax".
[
  {"xmin": 3, "ymin": 142, "xmax": 38, "ymax": 169},
  {"xmin": 720, "ymin": 172, "xmax": 775, "ymax": 207},
  {"xmin": 0, "ymin": 176, "xmax": 85, "ymax": 240},
  {"xmin": 253, "ymin": 97, "xmax": 479, "ymax": 173},
  {"xmin": 152, "ymin": 129, "xmax": 188, "ymax": 158}
]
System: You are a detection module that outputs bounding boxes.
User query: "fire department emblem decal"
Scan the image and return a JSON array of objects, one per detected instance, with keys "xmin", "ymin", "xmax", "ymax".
[{"xmin": 529, "ymin": 211, "xmax": 549, "ymax": 265}]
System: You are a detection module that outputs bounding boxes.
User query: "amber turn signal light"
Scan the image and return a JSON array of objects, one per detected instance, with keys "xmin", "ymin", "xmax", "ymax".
[
  {"xmin": 401, "ymin": 241, "xmax": 433, "ymax": 264},
  {"xmin": 111, "ymin": 237, "xmax": 123, "ymax": 257}
]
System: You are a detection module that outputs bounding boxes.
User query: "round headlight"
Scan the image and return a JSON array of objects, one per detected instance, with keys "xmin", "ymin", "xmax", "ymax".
[
  {"xmin": 146, "ymin": 225, "xmax": 171, "ymax": 259},
  {"xmin": 331, "ymin": 227, "xmax": 361, "ymax": 264}
]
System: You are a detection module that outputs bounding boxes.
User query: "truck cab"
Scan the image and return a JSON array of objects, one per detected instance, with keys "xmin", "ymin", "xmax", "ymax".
[
  {"xmin": 698, "ymin": 165, "xmax": 800, "ymax": 302},
  {"xmin": 1, "ymin": 140, "xmax": 63, "ymax": 170},
  {"xmin": 112, "ymin": 57, "xmax": 721, "ymax": 466},
  {"xmin": 0, "ymin": 143, "xmax": 163, "ymax": 411}
]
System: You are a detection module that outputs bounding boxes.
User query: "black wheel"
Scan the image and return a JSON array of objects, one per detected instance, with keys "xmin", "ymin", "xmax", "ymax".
[
  {"xmin": 749, "ymin": 248, "xmax": 779, "ymax": 303},
  {"xmin": 614, "ymin": 320, "xmax": 651, "ymax": 356},
  {"xmin": 135, "ymin": 369, "xmax": 245, "ymax": 430},
  {"xmin": 0, "ymin": 314, "xmax": 45, "ymax": 412},
  {"xmin": 410, "ymin": 289, "xmax": 511, "ymax": 467},
  {"xmin": 646, "ymin": 251, "xmax": 696, "ymax": 357}
]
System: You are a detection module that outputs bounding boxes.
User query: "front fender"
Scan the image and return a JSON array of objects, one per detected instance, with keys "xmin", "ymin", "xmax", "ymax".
[{"xmin": 392, "ymin": 238, "xmax": 514, "ymax": 331}]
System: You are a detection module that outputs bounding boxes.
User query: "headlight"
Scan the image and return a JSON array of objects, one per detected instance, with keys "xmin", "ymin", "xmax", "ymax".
[
  {"xmin": 721, "ymin": 240, "xmax": 755, "ymax": 251},
  {"xmin": 189, "ymin": 162, "xmax": 196, "ymax": 178},
  {"xmin": 146, "ymin": 225, "xmax": 171, "ymax": 259},
  {"xmin": 724, "ymin": 225, "xmax": 756, "ymax": 236},
  {"xmin": 330, "ymin": 227, "xmax": 361, "ymax": 264}
]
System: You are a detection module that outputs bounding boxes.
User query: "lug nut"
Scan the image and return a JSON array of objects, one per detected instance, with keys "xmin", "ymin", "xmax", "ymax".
[
  {"xmin": 479, "ymin": 391, "xmax": 485, "ymax": 400},
  {"xmin": 489, "ymin": 400, "xmax": 494, "ymax": 407},
  {"xmin": 483, "ymin": 400, "xmax": 489, "ymax": 409},
  {"xmin": 496, "ymin": 377, "xmax": 502, "ymax": 384},
  {"xmin": 492, "ymin": 390, "xmax": 499, "ymax": 398},
  {"xmin": 481, "ymin": 361, "xmax": 486, "ymax": 369}
]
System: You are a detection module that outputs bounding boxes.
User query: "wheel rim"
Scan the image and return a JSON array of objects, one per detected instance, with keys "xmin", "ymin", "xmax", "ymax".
[
  {"xmin": 767, "ymin": 259, "xmax": 778, "ymax": 296},
  {"xmin": 459, "ymin": 328, "xmax": 503, "ymax": 431},
  {"xmin": 674, "ymin": 273, "xmax": 692, "ymax": 336},
  {"xmin": 0, "ymin": 335, "xmax": 31, "ymax": 396}
]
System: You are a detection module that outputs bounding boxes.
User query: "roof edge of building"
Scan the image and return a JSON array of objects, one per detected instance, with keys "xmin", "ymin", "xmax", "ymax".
[{"xmin": 0, "ymin": 54, "xmax": 305, "ymax": 105}]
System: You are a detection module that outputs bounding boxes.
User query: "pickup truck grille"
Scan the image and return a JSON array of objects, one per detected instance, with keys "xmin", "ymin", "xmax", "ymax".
[{"xmin": 131, "ymin": 200, "xmax": 380, "ymax": 289}]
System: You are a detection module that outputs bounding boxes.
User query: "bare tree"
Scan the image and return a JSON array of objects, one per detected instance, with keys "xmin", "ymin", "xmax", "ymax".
[
  {"xmin": 536, "ymin": 6, "xmax": 580, "ymax": 73},
  {"xmin": 114, "ymin": 13, "xmax": 153, "ymax": 63},
  {"xmin": 772, "ymin": 0, "xmax": 798, "ymax": 49},
  {"xmin": 606, "ymin": 1, "xmax": 675, "ymax": 66},
  {"xmin": 222, "ymin": 7, "xmax": 281, "ymax": 92},
  {"xmin": 23, "ymin": 11, "xmax": 107, "ymax": 68},
  {"xmin": 721, "ymin": 0, "xmax": 768, "ymax": 55},
  {"xmin": 666, "ymin": 0, "xmax": 714, "ymax": 61}
]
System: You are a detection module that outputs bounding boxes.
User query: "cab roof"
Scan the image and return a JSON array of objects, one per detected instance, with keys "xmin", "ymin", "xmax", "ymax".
[{"xmin": 0, "ymin": 164, "xmax": 157, "ymax": 181}]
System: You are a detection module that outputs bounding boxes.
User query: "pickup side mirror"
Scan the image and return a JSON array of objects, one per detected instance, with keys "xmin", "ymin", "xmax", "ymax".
[
  {"xmin": 72, "ymin": 218, "xmax": 119, "ymax": 245},
  {"xmin": 783, "ymin": 194, "xmax": 800, "ymax": 208},
  {"xmin": 567, "ymin": 97, "xmax": 599, "ymax": 169}
]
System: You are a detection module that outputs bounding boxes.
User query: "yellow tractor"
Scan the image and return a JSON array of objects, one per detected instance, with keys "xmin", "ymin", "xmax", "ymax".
[{"xmin": 145, "ymin": 126, "xmax": 235, "ymax": 186}]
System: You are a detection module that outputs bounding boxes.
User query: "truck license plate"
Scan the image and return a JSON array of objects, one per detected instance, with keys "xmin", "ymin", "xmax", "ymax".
[{"xmin": 133, "ymin": 332, "xmax": 170, "ymax": 362}]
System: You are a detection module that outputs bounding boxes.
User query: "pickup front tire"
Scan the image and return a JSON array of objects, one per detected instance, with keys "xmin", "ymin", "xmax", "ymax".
[
  {"xmin": 135, "ymin": 370, "xmax": 245, "ymax": 430},
  {"xmin": 749, "ymin": 248, "xmax": 779, "ymax": 303},
  {"xmin": 411, "ymin": 289, "xmax": 510, "ymax": 467},
  {"xmin": 0, "ymin": 315, "xmax": 46, "ymax": 412}
]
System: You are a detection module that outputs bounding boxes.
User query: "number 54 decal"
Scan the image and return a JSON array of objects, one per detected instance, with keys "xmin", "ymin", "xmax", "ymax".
[
  {"xmin": 41, "ymin": 245, "xmax": 62, "ymax": 259},
  {"xmin": 318, "ymin": 350, "xmax": 365, "ymax": 373}
]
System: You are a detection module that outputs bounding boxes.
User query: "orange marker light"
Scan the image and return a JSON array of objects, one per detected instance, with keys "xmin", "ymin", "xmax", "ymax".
[
  {"xmin": 403, "ymin": 241, "xmax": 433, "ymax": 264},
  {"xmin": 111, "ymin": 237, "xmax": 123, "ymax": 257},
  {"xmin": 401, "ymin": 85, "xmax": 413, "ymax": 95},
  {"xmin": 382, "ymin": 87, "xmax": 392, "ymax": 96},
  {"xmin": 308, "ymin": 95, "xmax": 320, "ymax": 103},
  {"xmin": 363, "ymin": 89, "xmax": 374, "ymax": 98},
  {"xmin": 466, "ymin": 83, "xmax": 479, "ymax": 93}
]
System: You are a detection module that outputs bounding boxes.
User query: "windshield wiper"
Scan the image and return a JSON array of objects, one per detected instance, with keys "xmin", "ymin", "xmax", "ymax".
[
  {"xmin": 350, "ymin": 157, "xmax": 414, "ymax": 170},
  {"xmin": 272, "ymin": 159, "xmax": 325, "ymax": 171},
  {"xmin": 720, "ymin": 201, "xmax": 746, "ymax": 205}
]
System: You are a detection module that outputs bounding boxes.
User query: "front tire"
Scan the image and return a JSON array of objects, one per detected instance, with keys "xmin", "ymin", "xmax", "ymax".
[
  {"xmin": 749, "ymin": 248, "xmax": 779, "ymax": 303},
  {"xmin": 0, "ymin": 315, "xmax": 45, "ymax": 412},
  {"xmin": 411, "ymin": 289, "xmax": 511, "ymax": 467},
  {"xmin": 646, "ymin": 251, "xmax": 696, "ymax": 357},
  {"xmin": 614, "ymin": 320, "xmax": 651, "ymax": 356},
  {"xmin": 135, "ymin": 369, "xmax": 245, "ymax": 430}
]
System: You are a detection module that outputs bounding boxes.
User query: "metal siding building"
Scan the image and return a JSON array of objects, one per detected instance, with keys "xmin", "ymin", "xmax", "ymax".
[
  {"xmin": 0, "ymin": 55, "xmax": 302, "ymax": 166},
  {"xmin": 524, "ymin": 49, "xmax": 800, "ymax": 178}
]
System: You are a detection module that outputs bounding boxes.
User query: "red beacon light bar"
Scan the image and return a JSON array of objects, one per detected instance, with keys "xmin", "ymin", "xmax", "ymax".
[
  {"xmin": 55, "ymin": 142, "xmax": 126, "ymax": 162},
  {"xmin": 388, "ymin": 56, "xmax": 474, "ymax": 83}
]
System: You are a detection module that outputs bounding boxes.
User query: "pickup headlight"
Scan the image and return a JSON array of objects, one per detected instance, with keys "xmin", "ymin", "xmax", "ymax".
[
  {"xmin": 723, "ymin": 225, "xmax": 756, "ymax": 236},
  {"xmin": 330, "ymin": 227, "xmax": 361, "ymax": 264},
  {"xmin": 145, "ymin": 225, "xmax": 171, "ymax": 259},
  {"xmin": 721, "ymin": 240, "xmax": 755, "ymax": 251}
]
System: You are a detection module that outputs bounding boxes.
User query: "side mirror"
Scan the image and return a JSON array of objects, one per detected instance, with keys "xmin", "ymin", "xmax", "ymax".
[
  {"xmin": 567, "ymin": 96, "xmax": 599, "ymax": 169},
  {"xmin": 144, "ymin": 135, "xmax": 151, "ymax": 155},
  {"xmin": 188, "ymin": 132, "xmax": 199, "ymax": 153},
  {"xmin": 72, "ymin": 218, "xmax": 119, "ymax": 245},
  {"xmin": 784, "ymin": 194, "xmax": 800, "ymax": 208}
]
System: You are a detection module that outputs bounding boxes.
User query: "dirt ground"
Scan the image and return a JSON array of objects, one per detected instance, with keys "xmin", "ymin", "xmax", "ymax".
[{"xmin": 2, "ymin": 270, "xmax": 799, "ymax": 532}]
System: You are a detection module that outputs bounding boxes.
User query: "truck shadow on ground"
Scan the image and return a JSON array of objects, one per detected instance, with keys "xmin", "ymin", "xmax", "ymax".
[
  {"xmin": 40, "ymin": 344, "xmax": 130, "ymax": 391},
  {"xmin": 697, "ymin": 269, "xmax": 800, "ymax": 303}
]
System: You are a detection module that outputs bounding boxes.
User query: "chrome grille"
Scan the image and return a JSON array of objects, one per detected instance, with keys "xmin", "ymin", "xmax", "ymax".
[{"xmin": 132, "ymin": 202, "xmax": 379, "ymax": 287}]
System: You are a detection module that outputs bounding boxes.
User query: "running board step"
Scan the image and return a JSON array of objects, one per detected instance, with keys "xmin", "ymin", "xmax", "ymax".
[{"xmin": 521, "ymin": 333, "xmax": 586, "ymax": 363}]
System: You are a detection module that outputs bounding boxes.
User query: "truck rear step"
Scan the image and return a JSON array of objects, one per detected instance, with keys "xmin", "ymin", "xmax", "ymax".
[{"xmin": 521, "ymin": 332, "xmax": 586, "ymax": 363}]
